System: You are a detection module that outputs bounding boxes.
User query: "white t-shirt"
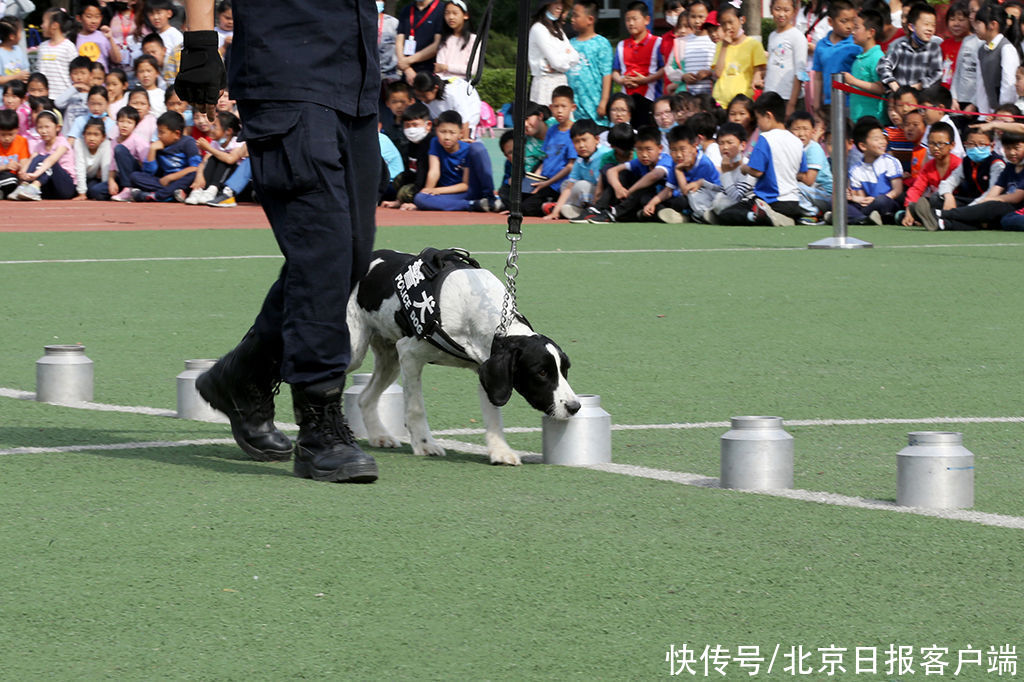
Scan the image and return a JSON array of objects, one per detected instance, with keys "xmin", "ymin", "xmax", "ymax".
[
  {"xmin": 425, "ymin": 77, "xmax": 482, "ymax": 137},
  {"xmin": 764, "ymin": 26, "xmax": 808, "ymax": 100},
  {"xmin": 750, "ymin": 128, "xmax": 806, "ymax": 203},
  {"xmin": 158, "ymin": 26, "xmax": 184, "ymax": 53}
]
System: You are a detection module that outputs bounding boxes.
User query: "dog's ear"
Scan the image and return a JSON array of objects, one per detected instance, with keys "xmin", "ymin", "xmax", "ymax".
[{"xmin": 478, "ymin": 336, "xmax": 521, "ymax": 407}]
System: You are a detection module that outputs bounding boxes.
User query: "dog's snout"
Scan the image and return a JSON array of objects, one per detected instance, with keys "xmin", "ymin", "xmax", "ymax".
[{"xmin": 566, "ymin": 399, "xmax": 581, "ymax": 416}]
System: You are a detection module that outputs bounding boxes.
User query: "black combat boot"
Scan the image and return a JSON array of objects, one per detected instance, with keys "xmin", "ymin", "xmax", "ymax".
[
  {"xmin": 292, "ymin": 379, "xmax": 378, "ymax": 483},
  {"xmin": 196, "ymin": 328, "xmax": 293, "ymax": 462}
]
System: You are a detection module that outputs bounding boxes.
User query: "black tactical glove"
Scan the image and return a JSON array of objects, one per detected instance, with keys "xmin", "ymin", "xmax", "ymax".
[{"xmin": 174, "ymin": 31, "xmax": 226, "ymax": 117}]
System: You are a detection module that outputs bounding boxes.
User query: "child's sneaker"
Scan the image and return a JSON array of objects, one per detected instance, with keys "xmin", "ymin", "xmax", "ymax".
[
  {"xmin": 914, "ymin": 198, "xmax": 939, "ymax": 231},
  {"xmin": 798, "ymin": 215, "xmax": 825, "ymax": 226},
  {"xmin": 588, "ymin": 208, "xmax": 616, "ymax": 223},
  {"xmin": 656, "ymin": 207, "xmax": 684, "ymax": 224},
  {"xmin": 174, "ymin": 188, "xmax": 188, "ymax": 203},
  {"xmin": 207, "ymin": 188, "xmax": 236, "ymax": 208},
  {"xmin": 18, "ymin": 184, "xmax": 41, "ymax": 201},
  {"xmin": 541, "ymin": 201, "xmax": 557, "ymax": 216},
  {"xmin": 470, "ymin": 196, "xmax": 489, "ymax": 212},
  {"xmin": 111, "ymin": 188, "xmax": 134, "ymax": 202},
  {"xmin": 560, "ymin": 204, "xmax": 584, "ymax": 220},
  {"xmin": 754, "ymin": 198, "xmax": 795, "ymax": 226},
  {"xmin": 131, "ymin": 189, "xmax": 157, "ymax": 202},
  {"xmin": 490, "ymin": 196, "xmax": 505, "ymax": 213},
  {"xmin": 702, "ymin": 209, "xmax": 718, "ymax": 224},
  {"xmin": 6, "ymin": 184, "xmax": 26, "ymax": 200},
  {"xmin": 570, "ymin": 207, "xmax": 600, "ymax": 223},
  {"xmin": 867, "ymin": 210, "xmax": 884, "ymax": 226}
]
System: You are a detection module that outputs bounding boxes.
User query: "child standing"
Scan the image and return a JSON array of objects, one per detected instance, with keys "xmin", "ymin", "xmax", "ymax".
[
  {"xmin": 75, "ymin": 0, "xmax": 121, "ymax": 71},
  {"xmin": 528, "ymin": 1, "xmax": 579, "ymax": 105},
  {"xmin": 434, "ymin": 0, "xmax": 479, "ymax": 80},
  {"xmin": 842, "ymin": 9, "xmax": 886, "ymax": 124},
  {"xmin": 878, "ymin": 3, "xmax": 943, "ymax": 93},
  {"xmin": 134, "ymin": 55, "xmax": 167, "ymax": 117},
  {"xmin": 568, "ymin": 0, "xmax": 613, "ymax": 125},
  {"xmin": 711, "ymin": 3, "xmax": 767, "ymax": 109},
  {"xmin": 522, "ymin": 85, "xmax": 577, "ymax": 216},
  {"xmin": 665, "ymin": 0, "xmax": 716, "ymax": 96},
  {"xmin": 973, "ymin": 3, "xmax": 1022, "ymax": 115},
  {"xmin": 412, "ymin": 110, "xmax": 496, "ymax": 212},
  {"xmin": 146, "ymin": 0, "xmax": 184, "ymax": 55},
  {"xmin": 36, "ymin": 9, "xmax": 78, "ymax": 98},
  {"xmin": 848, "ymin": 117, "xmax": 905, "ymax": 225},
  {"xmin": 8, "ymin": 110, "xmax": 75, "ymax": 200},
  {"xmin": 764, "ymin": 0, "xmax": 807, "ymax": 116},
  {"xmin": 544, "ymin": 118, "xmax": 603, "ymax": 220},
  {"xmin": 809, "ymin": 0, "xmax": 860, "ymax": 124},
  {"xmin": 716, "ymin": 93, "xmax": 807, "ymax": 226},
  {"xmin": 72, "ymin": 117, "xmax": 113, "ymax": 200},
  {"xmin": 940, "ymin": 1, "xmax": 971, "ymax": 89},
  {"xmin": 141, "ymin": 33, "xmax": 180, "ymax": 88},
  {"xmin": 0, "ymin": 108, "xmax": 28, "ymax": 198},
  {"xmin": 116, "ymin": 110, "xmax": 200, "ymax": 202},
  {"xmin": 0, "ymin": 18, "xmax": 29, "ymax": 87},
  {"xmin": 952, "ymin": 0, "xmax": 982, "ymax": 111},
  {"xmin": 902, "ymin": 122, "xmax": 961, "ymax": 227},
  {"xmin": 613, "ymin": 1, "xmax": 665, "ymax": 126}
]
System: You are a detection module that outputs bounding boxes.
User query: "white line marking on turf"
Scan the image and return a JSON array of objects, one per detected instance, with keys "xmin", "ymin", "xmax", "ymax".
[
  {"xmin": 583, "ymin": 462, "xmax": 1024, "ymax": 530},
  {"xmin": 2, "ymin": 242, "xmax": 1023, "ymax": 265},
  {"xmin": 5, "ymin": 431, "xmax": 1020, "ymax": 530}
]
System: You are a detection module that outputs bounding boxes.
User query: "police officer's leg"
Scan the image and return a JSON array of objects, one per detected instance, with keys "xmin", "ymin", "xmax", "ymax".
[{"xmin": 244, "ymin": 101, "xmax": 378, "ymax": 483}]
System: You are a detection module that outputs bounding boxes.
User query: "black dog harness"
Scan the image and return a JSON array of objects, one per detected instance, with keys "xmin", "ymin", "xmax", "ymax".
[{"xmin": 393, "ymin": 248, "xmax": 481, "ymax": 363}]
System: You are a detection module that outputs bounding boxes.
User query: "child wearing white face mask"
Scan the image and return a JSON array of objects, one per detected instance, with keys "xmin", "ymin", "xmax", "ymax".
[{"xmin": 380, "ymin": 101, "xmax": 434, "ymax": 210}]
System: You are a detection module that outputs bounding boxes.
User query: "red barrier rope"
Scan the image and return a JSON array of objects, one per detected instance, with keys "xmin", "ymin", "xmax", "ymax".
[{"xmin": 831, "ymin": 80, "xmax": 1024, "ymax": 121}]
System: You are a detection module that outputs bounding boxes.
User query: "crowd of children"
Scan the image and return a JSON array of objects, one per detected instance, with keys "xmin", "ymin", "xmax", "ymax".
[
  {"xmin": 8, "ymin": 0, "xmax": 1024, "ymax": 231},
  {"xmin": 1, "ymin": 1, "xmax": 243, "ymax": 205}
]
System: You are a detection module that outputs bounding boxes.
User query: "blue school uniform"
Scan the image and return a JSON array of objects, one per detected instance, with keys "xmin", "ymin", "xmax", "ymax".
[
  {"xmin": 540, "ymin": 124, "xmax": 578, "ymax": 191},
  {"xmin": 666, "ymin": 150, "xmax": 721, "ymax": 193},
  {"xmin": 627, "ymin": 152, "xmax": 675, "ymax": 188},
  {"xmin": 811, "ymin": 32, "xmax": 862, "ymax": 105}
]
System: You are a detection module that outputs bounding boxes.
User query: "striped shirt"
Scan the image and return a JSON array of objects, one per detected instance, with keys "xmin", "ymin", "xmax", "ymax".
[{"xmin": 613, "ymin": 32, "xmax": 663, "ymax": 100}]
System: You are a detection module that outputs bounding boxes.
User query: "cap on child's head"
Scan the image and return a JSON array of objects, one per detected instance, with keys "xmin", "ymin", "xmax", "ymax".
[{"xmin": 703, "ymin": 10, "xmax": 718, "ymax": 25}]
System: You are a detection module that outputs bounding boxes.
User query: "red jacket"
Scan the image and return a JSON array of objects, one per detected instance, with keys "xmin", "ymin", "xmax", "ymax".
[{"xmin": 905, "ymin": 155, "xmax": 962, "ymax": 205}]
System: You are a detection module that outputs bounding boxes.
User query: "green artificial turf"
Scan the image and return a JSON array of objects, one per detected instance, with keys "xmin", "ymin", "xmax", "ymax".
[{"xmin": 2, "ymin": 223, "xmax": 1024, "ymax": 679}]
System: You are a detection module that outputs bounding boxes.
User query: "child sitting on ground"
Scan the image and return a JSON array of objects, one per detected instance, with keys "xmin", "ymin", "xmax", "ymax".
[
  {"xmin": 181, "ymin": 110, "xmax": 244, "ymax": 205},
  {"xmin": 787, "ymin": 109, "xmax": 832, "ymax": 223},
  {"xmin": 703, "ymin": 121, "xmax": 754, "ymax": 224},
  {"xmin": 583, "ymin": 125, "xmax": 672, "ymax": 222},
  {"xmin": 915, "ymin": 131, "xmax": 1024, "ymax": 231},
  {"xmin": 111, "ymin": 105, "xmax": 148, "ymax": 196},
  {"xmin": 0, "ymin": 109, "xmax": 29, "ymax": 198},
  {"xmin": 568, "ymin": 123, "xmax": 636, "ymax": 222},
  {"xmin": 113, "ymin": 110, "xmax": 200, "ymax": 202},
  {"xmin": 383, "ymin": 102, "xmax": 435, "ymax": 209},
  {"xmin": 7, "ymin": 109, "xmax": 75, "ymax": 200},
  {"xmin": 646, "ymin": 121, "xmax": 720, "ymax": 223},
  {"xmin": 412, "ymin": 109, "xmax": 498, "ymax": 212},
  {"xmin": 935, "ymin": 128, "xmax": 1006, "ymax": 211},
  {"xmin": 918, "ymin": 85, "xmax": 964, "ymax": 158},
  {"xmin": 716, "ymin": 92, "xmax": 806, "ymax": 226},
  {"xmin": 847, "ymin": 116, "xmax": 905, "ymax": 225},
  {"xmin": 71, "ymin": 116, "xmax": 113, "ymax": 200},
  {"xmin": 902, "ymin": 121, "xmax": 961, "ymax": 227},
  {"xmin": 544, "ymin": 118, "xmax": 604, "ymax": 220}
]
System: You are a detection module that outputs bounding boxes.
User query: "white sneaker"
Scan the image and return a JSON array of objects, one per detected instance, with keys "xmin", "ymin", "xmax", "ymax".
[
  {"xmin": 657, "ymin": 207, "xmax": 684, "ymax": 224},
  {"xmin": 19, "ymin": 184, "xmax": 41, "ymax": 201},
  {"xmin": 111, "ymin": 188, "xmax": 134, "ymax": 202},
  {"xmin": 184, "ymin": 189, "xmax": 203, "ymax": 205},
  {"xmin": 6, "ymin": 184, "xmax": 26, "ymax": 200},
  {"xmin": 755, "ymin": 198, "xmax": 795, "ymax": 226},
  {"xmin": 560, "ymin": 204, "xmax": 584, "ymax": 220}
]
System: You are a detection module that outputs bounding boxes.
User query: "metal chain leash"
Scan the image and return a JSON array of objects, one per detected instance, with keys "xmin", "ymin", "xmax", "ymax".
[{"xmin": 496, "ymin": 232, "xmax": 520, "ymax": 337}]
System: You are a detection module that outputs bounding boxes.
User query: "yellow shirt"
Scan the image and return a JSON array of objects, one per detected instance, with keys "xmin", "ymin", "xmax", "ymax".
[{"xmin": 712, "ymin": 36, "xmax": 767, "ymax": 108}]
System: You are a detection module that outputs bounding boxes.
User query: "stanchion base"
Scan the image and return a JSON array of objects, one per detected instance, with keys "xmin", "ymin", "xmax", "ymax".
[{"xmin": 808, "ymin": 236, "xmax": 874, "ymax": 249}]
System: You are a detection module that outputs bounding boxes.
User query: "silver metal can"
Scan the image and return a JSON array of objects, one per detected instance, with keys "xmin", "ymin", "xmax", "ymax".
[
  {"xmin": 720, "ymin": 416, "xmax": 794, "ymax": 490},
  {"xmin": 343, "ymin": 374, "xmax": 408, "ymax": 440},
  {"xmin": 36, "ymin": 344, "xmax": 94, "ymax": 404},
  {"xmin": 897, "ymin": 431, "xmax": 974, "ymax": 509},
  {"xmin": 176, "ymin": 359, "xmax": 219, "ymax": 421},
  {"xmin": 542, "ymin": 394, "xmax": 611, "ymax": 466}
]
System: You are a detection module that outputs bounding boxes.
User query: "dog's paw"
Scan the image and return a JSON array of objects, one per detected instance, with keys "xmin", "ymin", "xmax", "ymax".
[
  {"xmin": 412, "ymin": 439, "xmax": 447, "ymax": 457},
  {"xmin": 489, "ymin": 446, "xmax": 522, "ymax": 466},
  {"xmin": 366, "ymin": 433, "xmax": 403, "ymax": 449}
]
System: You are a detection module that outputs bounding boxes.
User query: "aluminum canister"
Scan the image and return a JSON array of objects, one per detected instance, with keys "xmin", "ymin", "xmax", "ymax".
[
  {"xmin": 176, "ymin": 359, "xmax": 219, "ymax": 421},
  {"xmin": 720, "ymin": 416, "xmax": 794, "ymax": 490},
  {"xmin": 897, "ymin": 431, "xmax": 974, "ymax": 509},
  {"xmin": 542, "ymin": 394, "xmax": 611, "ymax": 465},
  {"xmin": 343, "ymin": 374, "xmax": 408, "ymax": 440},
  {"xmin": 36, "ymin": 344, "xmax": 94, "ymax": 404}
]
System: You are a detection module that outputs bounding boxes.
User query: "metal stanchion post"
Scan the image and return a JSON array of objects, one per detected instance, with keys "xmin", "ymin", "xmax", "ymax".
[{"xmin": 809, "ymin": 73, "xmax": 873, "ymax": 250}]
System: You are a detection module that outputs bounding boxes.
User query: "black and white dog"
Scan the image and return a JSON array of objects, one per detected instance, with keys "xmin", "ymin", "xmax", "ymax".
[{"xmin": 347, "ymin": 248, "xmax": 580, "ymax": 465}]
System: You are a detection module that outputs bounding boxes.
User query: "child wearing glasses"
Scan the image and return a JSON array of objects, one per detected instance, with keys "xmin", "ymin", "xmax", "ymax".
[{"xmin": 902, "ymin": 121, "xmax": 960, "ymax": 227}]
